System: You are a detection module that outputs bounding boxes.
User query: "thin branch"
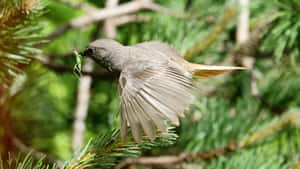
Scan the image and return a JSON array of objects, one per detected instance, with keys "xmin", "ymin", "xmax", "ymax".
[
  {"xmin": 44, "ymin": 24, "xmax": 71, "ymax": 41},
  {"xmin": 115, "ymin": 141, "xmax": 237, "ymax": 169},
  {"xmin": 70, "ymin": 0, "xmax": 186, "ymax": 28},
  {"xmin": 57, "ymin": 0, "xmax": 98, "ymax": 12},
  {"xmin": 45, "ymin": 0, "xmax": 186, "ymax": 40},
  {"xmin": 38, "ymin": 59, "xmax": 114, "ymax": 80},
  {"xmin": 103, "ymin": 0, "xmax": 119, "ymax": 39},
  {"xmin": 236, "ymin": 0, "xmax": 250, "ymax": 45},
  {"xmin": 113, "ymin": 14, "xmax": 150, "ymax": 26}
]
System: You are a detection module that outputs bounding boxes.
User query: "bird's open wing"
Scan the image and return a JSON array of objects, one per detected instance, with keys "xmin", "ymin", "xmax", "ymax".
[
  {"xmin": 118, "ymin": 61, "xmax": 195, "ymax": 143},
  {"xmin": 133, "ymin": 41, "xmax": 182, "ymax": 59}
]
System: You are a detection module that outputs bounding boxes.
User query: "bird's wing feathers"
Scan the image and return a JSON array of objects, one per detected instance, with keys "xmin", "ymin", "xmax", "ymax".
[
  {"xmin": 118, "ymin": 61, "xmax": 195, "ymax": 143},
  {"xmin": 133, "ymin": 41, "xmax": 182, "ymax": 59}
]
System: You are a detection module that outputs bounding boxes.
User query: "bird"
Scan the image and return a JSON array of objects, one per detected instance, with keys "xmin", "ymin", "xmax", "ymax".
[{"xmin": 83, "ymin": 39, "xmax": 244, "ymax": 143}]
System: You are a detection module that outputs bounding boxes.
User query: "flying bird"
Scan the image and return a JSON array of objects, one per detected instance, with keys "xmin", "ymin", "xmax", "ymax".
[{"xmin": 83, "ymin": 39, "xmax": 244, "ymax": 143}]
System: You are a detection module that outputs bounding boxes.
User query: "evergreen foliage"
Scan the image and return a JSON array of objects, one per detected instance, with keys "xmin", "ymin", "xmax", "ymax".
[
  {"xmin": 260, "ymin": 0, "xmax": 300, "ymax": 64},
  {"xmin": 0, "ymin": 153, "xmax": 58, "ymax": 169},
  {"xmin": 1, "ymin": 0, "xmax": 300, "ymax": 168},
  {"xmin": 0, "ymin": 0, "xmax": 44, "ymax": 88},
  {"xmin": 63, "ymin": 129, "xmax": 176, "ymax": 169}
]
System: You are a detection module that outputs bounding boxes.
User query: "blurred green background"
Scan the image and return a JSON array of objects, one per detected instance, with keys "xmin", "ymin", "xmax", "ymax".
[{"xmin": 1, "ymin": 0, "xmax": 300, "ymax": 168}]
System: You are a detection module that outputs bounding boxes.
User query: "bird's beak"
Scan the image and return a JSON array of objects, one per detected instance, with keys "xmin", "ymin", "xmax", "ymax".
[
  {"xmin": 81, "ymin": 48, "xmax": 93, "ymax": 57},
  {"xmin": 80, "ymin": 49, "xmax": 88, "ymax": 57},
  {"xmin": 79, "ymin": 51, "xmax": 85, "ymax": 57}
]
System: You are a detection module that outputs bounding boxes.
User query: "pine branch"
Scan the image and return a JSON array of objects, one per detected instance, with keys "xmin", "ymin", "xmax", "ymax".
[
  {"xmin": 64, "ymin": 128, "xmax": 177, "ymax": 169},
  {"xmin": 0, "ymin": 0, "xmax": 44, "ymax": 89},
  {"xmin": 0, "ymin": 152, "xmax": 58, "ymax": 169},
  {"xmin": 261, "ymin": 0, "xmax": 300, "ymax": 64}
]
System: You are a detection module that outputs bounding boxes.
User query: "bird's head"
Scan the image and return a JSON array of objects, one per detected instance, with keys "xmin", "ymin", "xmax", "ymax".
[{"xmin": 83, "ymin": 39, "xmax": 125, "ymax": 72}]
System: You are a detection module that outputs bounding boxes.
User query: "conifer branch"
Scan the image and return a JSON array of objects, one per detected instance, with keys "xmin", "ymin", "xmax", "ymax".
[
  {"xmin": 183, "ymin": 5, "xmax": 237, "ymax": 60},
  {"xmin": 64, "ymin": 129, "xmax": 177, "ymax": 169},
  {"xmin": 0, "ymin": 0, "xmax": 44, "ymax": 88},
  {"xmin": 0, "ymin": 152, "xmax": 59, "ymax": 169}
]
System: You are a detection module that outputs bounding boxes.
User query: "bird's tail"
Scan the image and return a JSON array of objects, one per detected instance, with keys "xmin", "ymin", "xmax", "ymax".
[{"xmin": 186, "ymin": 63, "xmax": 245, "ymax": 79}]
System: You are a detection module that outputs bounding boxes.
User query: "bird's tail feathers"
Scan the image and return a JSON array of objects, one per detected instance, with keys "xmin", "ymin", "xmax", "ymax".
[{"xmin": 186, "ymin": 63, "xmax": 245, "ymax": 79}]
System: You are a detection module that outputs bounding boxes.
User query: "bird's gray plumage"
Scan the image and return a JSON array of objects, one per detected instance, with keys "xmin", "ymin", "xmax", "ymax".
[{"xmin": 84, "ymin": 39, "xmax": 243, "ymax": 143}]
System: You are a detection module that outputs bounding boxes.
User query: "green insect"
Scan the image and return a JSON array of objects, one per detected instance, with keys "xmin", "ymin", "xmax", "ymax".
[{"xmin": 73, "ymin": 50, "xmax": 83, "ymax": 78}]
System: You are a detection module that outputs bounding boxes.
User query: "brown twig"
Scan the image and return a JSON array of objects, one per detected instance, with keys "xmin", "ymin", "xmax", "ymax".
[
  {"xmin": 39, "ymin": 59, "xmax": 114, "ymax": 80},
  {"xmin": 113, "ymin": 14, "xmax": 150, "ymax": 26},
  {"xmin": 44, "ymin": 24, "xmax": 71, "ymax": 41},
  {"xmin": 45, "ymin": 0, "xmax": 186, "ymax": 40},
  {"xmin": 115, "ymin": 141, "xmax": 237, "ymax": 169}
]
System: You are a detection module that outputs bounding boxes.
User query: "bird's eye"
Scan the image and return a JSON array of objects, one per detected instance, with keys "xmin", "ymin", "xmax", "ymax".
[
  {"xmin": 87, "ymin": 48, "xmax": 93, "ymax": 53},
  {"xmin": 84, "ymin": 48, "xmax": 93, "ymax": 56}
]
